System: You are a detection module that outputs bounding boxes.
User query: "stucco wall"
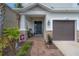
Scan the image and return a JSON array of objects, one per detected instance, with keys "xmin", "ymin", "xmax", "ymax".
[
  {"xmin": 3, "ymin": 6, "xmax": 19, "ymax": 28},
  {"xmin": 46, "ymin": 12, "xmax": 79, "ymax": 31}
]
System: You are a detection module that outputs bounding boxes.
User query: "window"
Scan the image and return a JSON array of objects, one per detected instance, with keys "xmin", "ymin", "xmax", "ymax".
[{"xmin": 77, "ymin": 3, "xmax": 79, "ymax": 5}]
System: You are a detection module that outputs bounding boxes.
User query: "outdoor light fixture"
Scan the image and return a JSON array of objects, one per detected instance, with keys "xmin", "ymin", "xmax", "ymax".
[
  {"xmin": 48, "ymin": 20, "xmax": 50, "ymax": 26},
  {"xmin": 64, "ymin": 17, "xmax": 69, "ymax": 20}
]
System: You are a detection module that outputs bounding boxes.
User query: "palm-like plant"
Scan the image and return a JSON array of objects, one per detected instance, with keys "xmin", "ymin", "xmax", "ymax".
[
  {"xmin": 2, "ymin": 27, "xmax": 20, "ymax": 55},
  {"xmin": 3, "ymin": 27, "xmax": 20, "ymax": 41},
  {"xmin": 15, "ymin": 3, "xmax": 23, "ymax": 8}
]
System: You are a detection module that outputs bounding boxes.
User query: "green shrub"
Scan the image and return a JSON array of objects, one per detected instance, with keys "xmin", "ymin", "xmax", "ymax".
[
  {"xmin": 47, "ymin": 35, "xmax": 53, "ymax": 45},
  {"xmin": 15, "ymin": 3, "xmax": 23, "ymax": 8},
  {"xmin": 3, "ymin": 27, "xmax": 20, "ymax": 41},
  {"xmin": 26, "ymin": 28, "xmax": 33, "ymax": 38},
  {"xmin": 16, "ymin": 50, "xmax": 26, "ymax": 56},
  {"xmin": 2, "ymin": 27, "xmax": 20, "ymax": 55},
  {"xmin": 16, "ymin": 41, "xmax": 32, "ymax": 56}
]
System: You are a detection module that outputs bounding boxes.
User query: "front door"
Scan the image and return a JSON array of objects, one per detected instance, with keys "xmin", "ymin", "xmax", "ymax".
[{"xmin": 34, "ymin": 21, "xmax": 42, "ymax": 34}]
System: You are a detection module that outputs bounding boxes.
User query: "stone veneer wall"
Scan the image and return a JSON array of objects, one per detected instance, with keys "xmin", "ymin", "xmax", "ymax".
[
  {"xmin": 44, "ymin": 31, "xmax": 52, "ymax": 42},
  {"xmin": 44, "ymin": 31, "xmax": 79, "ymax": 42},
  {"xmin": 77, "ymin": 31, "xmax": 79, "ymax": 42}
]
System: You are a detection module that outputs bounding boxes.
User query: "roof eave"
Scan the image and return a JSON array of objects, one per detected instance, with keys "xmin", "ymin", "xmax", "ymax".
[
  {"xmin": 51, "ymin": 8, "xmax": 79, "ymax": 12},
  {"xmin": 14, "ymin": 8, "xmax": 79, "ymax": 13}
]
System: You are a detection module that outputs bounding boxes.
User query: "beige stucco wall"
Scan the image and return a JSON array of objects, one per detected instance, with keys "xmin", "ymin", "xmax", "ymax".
[{"xmin": 3, "ymin": 6, "xmax": 19, "ymax": 28}]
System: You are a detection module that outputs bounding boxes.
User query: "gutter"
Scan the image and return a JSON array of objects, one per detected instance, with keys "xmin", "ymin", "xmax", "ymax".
[{"xmin": 13, "ymin": 8, "xmax": 79, "ymax": 13}]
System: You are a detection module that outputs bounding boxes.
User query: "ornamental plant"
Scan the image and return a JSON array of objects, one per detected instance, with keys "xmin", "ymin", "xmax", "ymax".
[
  {"xmin": 2, "ymin": 27, "xmax": 20, "ymax": 55},
  {"xmin": 3, "ymin": 27, "xmax": 20, "ymax": 41},
  {"xmin": 15, "ymin": 3, "xmax": 23, "ymax": 8},
  {"xmin": 16, "ymin": 41, "xmax": 32, "ymax": 56},
  {"xmin": 47, "ymin": 34, "xmax": 53, "ymax": 45}
]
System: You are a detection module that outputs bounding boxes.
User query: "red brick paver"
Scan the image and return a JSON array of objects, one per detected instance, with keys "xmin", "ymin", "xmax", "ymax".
[{"xmin": 29, "ymin": 37, "xmax": 64, "ymax": 56}]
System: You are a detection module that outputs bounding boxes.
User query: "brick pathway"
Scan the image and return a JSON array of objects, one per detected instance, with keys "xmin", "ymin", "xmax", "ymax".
[{"xmin": 29, "ymin": 37, "xmax": 64, "ymax": 56}]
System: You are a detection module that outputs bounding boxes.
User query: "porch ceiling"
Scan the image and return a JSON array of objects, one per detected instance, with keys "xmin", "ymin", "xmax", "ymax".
[
  {"xmin": 29, "ymin": 16, "xmax": 45, "ymax": 20},
  {"xmin": 25, "ymin": 15, "xmax": 45, "ymax": 20}
]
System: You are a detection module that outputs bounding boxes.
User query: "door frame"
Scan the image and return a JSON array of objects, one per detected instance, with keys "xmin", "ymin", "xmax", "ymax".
[{"xmin": 34, "ymin": 21, "xmax": 43, "ymax": 35}]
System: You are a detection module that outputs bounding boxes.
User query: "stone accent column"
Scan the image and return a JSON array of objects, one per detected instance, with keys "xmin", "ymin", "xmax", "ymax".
[{"xmin": 19, "ymin": 15, "xmax": 27, "ymax": 42}]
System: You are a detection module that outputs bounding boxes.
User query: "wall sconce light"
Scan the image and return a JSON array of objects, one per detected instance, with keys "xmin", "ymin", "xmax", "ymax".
[
  {"xmin": 64, "ymin": 17, "xmax": 69, "ymax": 20},
  {"xmin": 48, "ymin": 20, "xmax": 50, "ymax": 26}
]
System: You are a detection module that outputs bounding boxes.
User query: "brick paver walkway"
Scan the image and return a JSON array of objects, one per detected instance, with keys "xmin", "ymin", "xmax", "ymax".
[{"xmin": 29, "ymin": 37, "xmax": 64, "ymax": 56}]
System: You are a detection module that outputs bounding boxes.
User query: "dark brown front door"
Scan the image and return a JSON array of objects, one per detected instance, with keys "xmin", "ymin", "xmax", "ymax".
[{"xmin": 53, "ymin": 20, "xmax": 75, "ymax": 41}]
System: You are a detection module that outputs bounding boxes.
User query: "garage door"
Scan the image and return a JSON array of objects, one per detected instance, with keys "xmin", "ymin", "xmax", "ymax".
[{"xmin": 53, "ymin": 20, "xmax": 75, "ymax": 41}]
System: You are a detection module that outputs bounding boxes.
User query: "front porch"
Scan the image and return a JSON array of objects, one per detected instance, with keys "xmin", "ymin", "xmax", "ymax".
[{"xmin": 20, "ymin": 14, "xmax": 46, "ymax": 40}]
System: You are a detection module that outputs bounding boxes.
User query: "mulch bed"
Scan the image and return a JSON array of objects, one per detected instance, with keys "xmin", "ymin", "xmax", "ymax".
[
  {"xmin": 46, "ymin": 43, "xmax": 64, "ymax": 56},
  {"xmin": 46, "ymin": 43, "xmax": 58, "ymax": 49}
]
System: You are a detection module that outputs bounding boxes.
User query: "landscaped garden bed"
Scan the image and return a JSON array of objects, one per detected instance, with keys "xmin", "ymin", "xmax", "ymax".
[
  {"xmin": 45, "ymin": 34, "xmax": 64, "ymax": 56},
  {"xmin": 16, "ymin": 41, "xmax": 33, "ymax": 56},
  {"xmin": 45, "ymin": 34, "xmax": 59, "ymax": 49},
  {"xmin": 2, "ymin": 38, "xmax": 16, "ymax": 56},
  {"xmin": 0, "ymin": 27, "xmax": 33, "ymax": 56},
  {"xmin": 0, "ymin": 38, "xmax": 2, "ymax": 56}
]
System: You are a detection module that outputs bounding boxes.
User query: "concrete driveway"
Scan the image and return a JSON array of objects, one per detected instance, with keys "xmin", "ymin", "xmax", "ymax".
[{"xmin": 53, "ymin": 41, "xmax": 79, "ymax": 56}]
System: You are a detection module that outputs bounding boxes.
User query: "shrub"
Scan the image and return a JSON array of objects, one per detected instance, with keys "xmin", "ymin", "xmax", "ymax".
[
  {"xmin": 27, "ymin": 29, "xmax": 33, "ymax": 38},
  {"xmin": 2, "ymin": 27, "xmax": 20, "ymax": 55},
  {"xmin": 3, "ymin": 27, "xmax": 20, "ymax": 41},
  {"xmin": 16, "ymin": 50, "xmax": 26, "ymax": 56},
  {"xmin": 16, "ymin": 41, "xmax": 32, "ymax": 56},
  {"xmin": 47, "ymin": 35, "xmax": 53, "ymax": 45},
  {"xmin": 15, "ymin": 3, "xmax": 23, "ymax": 8}
]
